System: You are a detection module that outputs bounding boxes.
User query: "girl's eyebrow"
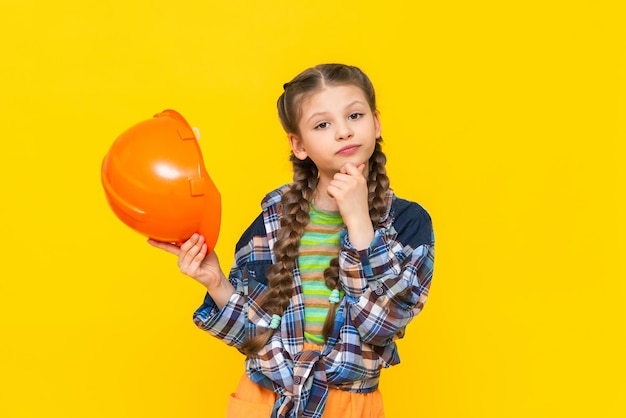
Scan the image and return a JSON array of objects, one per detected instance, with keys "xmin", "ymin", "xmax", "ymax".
[
  {"xmin": 344, "ymin": 100, "xmax": 367, "ymax": 109},
  {"xmin": 305, "ymin": 100, "xmax": 367, "ymax": 124}
]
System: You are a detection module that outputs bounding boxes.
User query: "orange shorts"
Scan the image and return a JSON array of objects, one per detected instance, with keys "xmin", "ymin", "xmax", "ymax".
[{"xmin": 225, "ymin": 344, "xmax": 385, "ymax": 418}]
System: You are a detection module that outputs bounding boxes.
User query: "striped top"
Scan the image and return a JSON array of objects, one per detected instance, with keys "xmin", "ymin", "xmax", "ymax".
[{"xmin": 299, "ymin": 203, "xmax": 344, "ymax": 344}]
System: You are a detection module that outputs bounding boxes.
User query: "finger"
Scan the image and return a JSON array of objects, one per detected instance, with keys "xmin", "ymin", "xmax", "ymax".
[
  {"xmin": 180, "ymin": 233, "xmax": 200, "ymax": 252},
  {"xmin": 342, "ymin": 163, "xmax": 364, "ymax": 177},
  {"xmin": 332, "ymin": 172, "xmax": 360, "ymax": 190},
  {"xmin": 327, "ymin": 180, "xmax": 346, "ymax": 197},
  {"xmin": 188, "ymin": 243, "xmax": 208, "ymax": 272},
  {"xmin": 181, "ymin": 238, "xmax": 207, "ymax": 275},
  {"xmin": 332, "ymin": 170, "xmax": 354, "ymax": 184},
  {"xmin": 180, "ymin": 235, "xmax": 205, "ymax": 265}
]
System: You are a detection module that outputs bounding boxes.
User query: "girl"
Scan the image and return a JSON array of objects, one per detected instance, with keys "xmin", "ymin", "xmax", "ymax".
[{"xmin": 149, "ymin": 63, "xmax": 435, "ymax": 418}]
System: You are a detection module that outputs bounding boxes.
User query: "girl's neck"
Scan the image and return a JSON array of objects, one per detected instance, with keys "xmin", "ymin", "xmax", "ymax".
[{"xmin": 312, "ymin": 180, "xmax": 339, "ymax": 212}]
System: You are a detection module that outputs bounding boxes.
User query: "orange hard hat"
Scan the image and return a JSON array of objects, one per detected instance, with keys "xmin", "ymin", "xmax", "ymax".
[{"xmin": 101, "ymin": 109, "xmax": 221, "ymax": 251}]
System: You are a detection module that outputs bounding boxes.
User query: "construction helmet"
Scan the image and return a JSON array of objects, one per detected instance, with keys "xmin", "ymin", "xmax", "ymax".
[{"xmin": 101, "ymin": 109, "xmax": 221, "ymax": 251}]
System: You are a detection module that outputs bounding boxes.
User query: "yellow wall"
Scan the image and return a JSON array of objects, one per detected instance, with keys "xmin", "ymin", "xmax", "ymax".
[{"xmin": 1, "ymin": 1, "xmax": 624, "ymax": 417}]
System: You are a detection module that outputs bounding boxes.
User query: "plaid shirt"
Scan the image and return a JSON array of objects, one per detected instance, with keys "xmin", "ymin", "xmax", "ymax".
[{"xmin": 194, "ymin": 185, "xmax": 435, "ymax": 418}]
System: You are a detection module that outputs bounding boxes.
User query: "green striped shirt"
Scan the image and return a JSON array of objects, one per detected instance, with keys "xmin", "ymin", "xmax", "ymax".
[{"xmin": 299, "ymin": 203, "xmax": 344, "ymax": 344}]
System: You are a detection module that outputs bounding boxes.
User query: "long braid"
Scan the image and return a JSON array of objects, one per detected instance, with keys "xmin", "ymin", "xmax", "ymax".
[
  {"xmin": 321, "ymin": 137, "xmax": 389, "ymax": 340},
  {"xmin": 367, "ymin": 139, "xmax": 390, "ymax": 226},
  {"xmin": 320, "ymin": 257, "xmax": 340, "ymax": 340},
  {"xmin": 240, "ymin": 155, "xmax": 318, "ymax": 356}
]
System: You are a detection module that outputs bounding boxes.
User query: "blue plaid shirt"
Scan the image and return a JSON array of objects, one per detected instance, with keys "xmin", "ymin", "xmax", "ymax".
[{"xmin": 194, "ymin": 185, "xmax": 435, "ymax": 418}]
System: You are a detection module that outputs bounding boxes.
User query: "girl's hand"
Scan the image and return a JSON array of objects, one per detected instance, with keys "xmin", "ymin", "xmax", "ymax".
[
  {"xmin": 327, "ymin": 163, "xmax": 368, "ymax": 218},
  {"xmin": 327, "ymin": 163, "xmax": 375, "ymax": 249},
  {"xmin": 148, "ymin": 234, "xmax": 226, "ymax": 292}
]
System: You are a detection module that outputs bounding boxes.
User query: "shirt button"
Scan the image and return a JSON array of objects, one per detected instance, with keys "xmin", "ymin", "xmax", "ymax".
[
  {"xmin": 375, "ymin": 286, "xmax": 384, "ymax": 296},
  {"xmin": 294, "ymin": 376, "xmax": 301, "ymax": 385}
]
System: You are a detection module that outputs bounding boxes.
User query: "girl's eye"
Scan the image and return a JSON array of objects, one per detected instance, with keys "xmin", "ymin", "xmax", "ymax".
[
  {"xmin": 315, "ymin": 122, "xmax": 329, "ymax": 129},
  {"xmin": 349, "ymin": 113, "xmax": 364, "ymax": 120}
]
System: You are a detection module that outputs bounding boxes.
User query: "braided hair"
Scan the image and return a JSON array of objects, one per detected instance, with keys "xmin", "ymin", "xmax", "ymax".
[{"xmin": 240, "ymin": 64, "xmax": 390, "ymax": 355}]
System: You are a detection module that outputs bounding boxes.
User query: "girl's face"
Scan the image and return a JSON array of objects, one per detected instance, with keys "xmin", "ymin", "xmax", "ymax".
[{"xmin": 289, "ymin": 84, "xmax": 381, "ymax": 180}]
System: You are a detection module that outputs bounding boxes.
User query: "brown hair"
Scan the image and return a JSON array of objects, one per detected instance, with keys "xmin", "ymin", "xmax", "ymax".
[{"xmin": 240, "ymin": 64, "xmax": 390, "ymax": 356}]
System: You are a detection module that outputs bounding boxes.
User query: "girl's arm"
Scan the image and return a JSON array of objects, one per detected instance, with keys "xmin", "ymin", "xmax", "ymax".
[
  {"xmin": 191, "ymin": 212, "xmax": 269, "ymax": 348},
  {"xmin": 191, "ymin": 260, "xmax": 249, "ymax": 348},
  {"xmin": 339, "ymin": 199, "xmax": 435, "ymax": 346},
  {"xmin": 149, "ymin": 215, "xmax": 265, "ymax": 348}
]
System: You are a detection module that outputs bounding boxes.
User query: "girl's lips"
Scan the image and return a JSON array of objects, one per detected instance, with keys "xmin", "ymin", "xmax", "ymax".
[{"xmin": 336, "ymin": 145, "xmax": 360, "ymax": 156}]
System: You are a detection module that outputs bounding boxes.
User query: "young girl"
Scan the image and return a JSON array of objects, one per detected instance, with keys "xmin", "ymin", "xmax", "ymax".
[{"xmin": 149, "ymin": 63, "xmax": 435, "ymax": 418}]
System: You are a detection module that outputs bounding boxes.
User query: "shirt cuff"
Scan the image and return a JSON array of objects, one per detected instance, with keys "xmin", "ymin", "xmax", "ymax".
[
  {"xmin": 340, "ymin": 228, "xmax": 386, "ymax": 295},
  {"xmin": 193, "ymin": 291, "xmax": 239, "ymax": 331}
]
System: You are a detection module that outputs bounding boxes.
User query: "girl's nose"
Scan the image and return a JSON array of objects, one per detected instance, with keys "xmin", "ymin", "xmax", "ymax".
[{"xmin": 336, "ymin": 123, "xmax": 354, "ymax": 141}]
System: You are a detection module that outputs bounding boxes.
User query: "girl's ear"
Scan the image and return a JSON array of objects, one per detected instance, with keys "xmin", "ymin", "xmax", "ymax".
[
  {"xmin": 374, "ymin": 110, "xmax": 382, "ymax": 138},
  {"xmin": 289, "ymin": 133, "xmax": 308, "ymax": 160}
]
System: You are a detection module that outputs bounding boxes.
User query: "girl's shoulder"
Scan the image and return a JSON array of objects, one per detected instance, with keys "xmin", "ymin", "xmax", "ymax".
[
  {"xmin": 260, "ymin": 184, "xmax": 291, "ymax": 211},
  {"xmin": 389, "ymin": 194, "xmax": 434, "ymax": 248},
  {"xmin": 234, "ymin": 184, "xmax": 291, "ymax": 253},
  {"xmin": 391, "ymin": 196, "xmax": 431, "ymax": 221}
]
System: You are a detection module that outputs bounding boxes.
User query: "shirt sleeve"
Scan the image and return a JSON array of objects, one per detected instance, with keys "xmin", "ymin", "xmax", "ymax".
[
  {"xmin": 192, "ymin": 261, "xmax": 248, "ymax": 348},
  {"xmin": 338, "ymin": 200, "xmax": 435, "ymax": 346}
]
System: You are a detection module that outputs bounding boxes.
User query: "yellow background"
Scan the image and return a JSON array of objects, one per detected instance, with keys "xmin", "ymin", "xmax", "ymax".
[{"xmin": 1, "ymin": 1, "xmax": 624, "ymax": 417}]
